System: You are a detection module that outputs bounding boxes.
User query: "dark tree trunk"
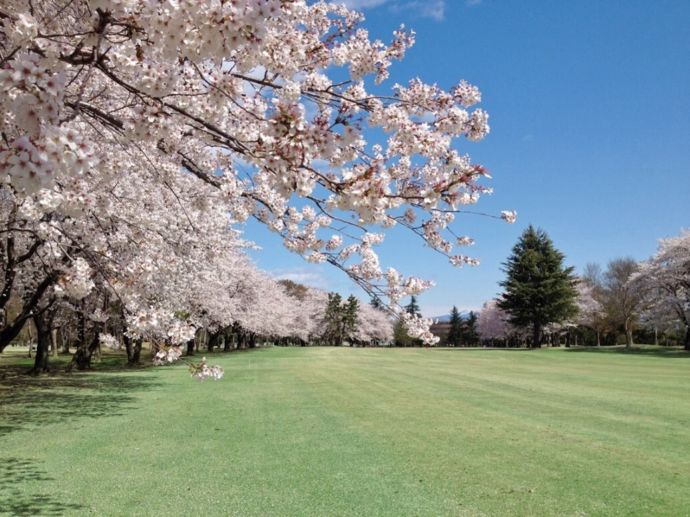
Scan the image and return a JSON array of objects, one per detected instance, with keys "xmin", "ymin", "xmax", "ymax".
[
  {"xmin": 70, "ymin": 330, "xmax": 101, "ymax": 371},
  {"xmin": 77, "ymin": 307, "xmax": 86, "ymax": 351},
  {"xmin": 532, "ymin": 323, "xmax": 542, "ymax": 348},
  {"xmin": 237, "ymin": 331, "xmax": 246, "ymax": 350},
  {"xmin": 208, "ymin": 332, "xmax": 219, "ymax": 353},
  {"xmin": 625, "ymin": 327, "xmax": 633, "ymax": 348},
  {"xmin": 684, "ymin": 325, "xmax": 690, "ymax": 351},
  {"xmin": 31, "ymin": 315, "xmax": 51, "ymax": 373},
  {"xmin": 0, "ymin": 262, "xmax": 55, "ymax": 352},
  {"xmin": 186, "ymin": 338, "xmax": 195, "ymax": 356},
  {"xmin": 130, "ymin": 341, "xmax": 142, "ymax": 364},
  {"xmin": 124, "ymin": 335, "xmax": 142, "ymax": 365},
  {"xmin": 124, "ymin": 334, "xmax": 132, "ymax": 361},
  {"xmin": 67, "ymin": 303, "xmax": 93, "ymax": 371}
]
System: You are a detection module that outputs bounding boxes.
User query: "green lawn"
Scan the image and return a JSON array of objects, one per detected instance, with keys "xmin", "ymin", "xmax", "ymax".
[{"xmin": 1, "ymin": 346, "xmax": 690, "ymax": 516}]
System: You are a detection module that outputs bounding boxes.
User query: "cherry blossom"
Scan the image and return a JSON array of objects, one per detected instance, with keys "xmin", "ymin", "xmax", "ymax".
[{"xmin": 0, "ymin": 0, "xmax": 515, "ymax": 345}]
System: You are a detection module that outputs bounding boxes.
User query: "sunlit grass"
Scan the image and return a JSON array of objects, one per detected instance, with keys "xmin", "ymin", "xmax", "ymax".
[{"xmin": 1, "ymin": 346, "xmax": 689, "ymax": 516}]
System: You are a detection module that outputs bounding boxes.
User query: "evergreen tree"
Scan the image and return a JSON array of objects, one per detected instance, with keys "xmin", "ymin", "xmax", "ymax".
[
  {"xmin": 393, "ymin": 317, "xmax": 412, "ymax": 347},
  {"xmin": 405, "ymin": 295, "xmax": 421, "ymax": 317},
  {"xmin": 370, "ymin": 296, "xmax": 384, "ymax": 311},
  {"xmin": 322, "ymin": 293, "xmax": 344, "ymax": 345},
  {"xmin": 463, "ymin": 311, "xmax": 479, "ymax": 346},
  {"xmin": 446, "ymin": 306, "xmax": 463, "ymax": 347},
  {"xmin": 343, "ymin": 295, "xmax": 360, "ymax": 344},
  {"xmin": 498, "ymin": 226, "xmax": 578, "ymax": 347}
]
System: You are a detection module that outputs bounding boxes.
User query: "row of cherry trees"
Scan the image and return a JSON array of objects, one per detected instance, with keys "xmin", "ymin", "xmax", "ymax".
[
  {"xmin": 477, "ymin": 229, "xmax": 690, "ymax": 349},
  {"xmin": 0, "ymin": 0, "xmax": 515, "ymax": 366}
]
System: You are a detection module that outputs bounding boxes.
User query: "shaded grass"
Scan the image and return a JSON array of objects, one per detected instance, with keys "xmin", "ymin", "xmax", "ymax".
[
  {"xmin": 565, "ymin": 344, "xmax": 690, "ymax": 358},
  {"xmin": 1, "ymin": 346, "xmax": 690, "ymax": 516}
]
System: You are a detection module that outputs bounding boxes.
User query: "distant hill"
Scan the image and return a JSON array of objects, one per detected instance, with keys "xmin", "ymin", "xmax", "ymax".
[{"xmin": 432, "ymin": 310, "xmax": 477, "ymax": 322}]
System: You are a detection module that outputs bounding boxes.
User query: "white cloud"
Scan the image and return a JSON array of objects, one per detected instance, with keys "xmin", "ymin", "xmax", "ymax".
[
  {"xmin": 390, "ymin": 0, "xmax": 445, "ymax": 21},
  {"xmin": 338, "ymin": 0, "xmax": 446, "ymax": 21},
  {"xmin": 270, "ymin": 267, "xmax": 331, "ymax": 290},
  {"xmin": 338, "ymin": 0, "xmax": 390, "ymax": 8}
]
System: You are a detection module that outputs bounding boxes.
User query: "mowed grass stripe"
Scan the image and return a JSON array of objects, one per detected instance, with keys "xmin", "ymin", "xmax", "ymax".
[{"xmin": 1, "ymin": 346, "xmax": 690, "ymax": 516}]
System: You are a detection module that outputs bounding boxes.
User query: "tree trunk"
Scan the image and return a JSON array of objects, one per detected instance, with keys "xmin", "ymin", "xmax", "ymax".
[
  {"xmin": 684, "ymin": 325, "xmax": 690, "ymax": 351},
  {"xmin": 124, "ymin": 336, "xmax": 142, "ymax": 365},
  {"xmin": 223, "ymin": 328, "xmax": 234, "ymax": 352},
  {"xmin": 0, "ymin": 273, "xmax": 56, "ymax": 352},
  {"xmin": 596, "ymin": 331, "xmax": 601, "ymax": 347},
  {"xmin": 236, "ymin": 331, "xmax": 245, "ymax": 350},
  {"xmin": 27, "ymin": 324, "xmax": 34, "ymax": 357},
  {"xmin": 186, "ymin": 338, "xmax": 195, "ymax": 356},
  {"xmin": 31, "ymin": 314, "xmax": 51, "ymax": 373},
  {"xmin": 124, "ymin": 334, "xmax": 132, "ymax": 361},
  {"xmin": 532, "ymin": 323, "xmax": 542, "ymax": 349},
  {"xmin": 61, "ymin": 328, "xmax": 70, "ymax": 354},
  {"xmin": 208, "ymin": 332, "xmax": 218, "ymax": 353},
  {"xmin": 70, "ymin": 330, "xmax": 101, "ymax": 371},
  {"xmin": 77, "ymin": 306, "xmax": 86, "ymax": 351},
  {"xmin": 624, "ymin": 320, "xmax": 633, "ymax": 348},
  {"xmin": 51, "ymin": 328, "xmax": 59, "ymax": 357}
]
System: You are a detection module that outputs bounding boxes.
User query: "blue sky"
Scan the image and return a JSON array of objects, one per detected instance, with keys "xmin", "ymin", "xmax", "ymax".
[{"xmin": 248, "ymin": 0, "xmax": 690, "ymax": 317}]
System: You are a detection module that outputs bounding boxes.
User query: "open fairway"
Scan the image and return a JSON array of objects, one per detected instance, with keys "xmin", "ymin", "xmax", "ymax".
[{"xmin": 2, "ymin": 346, "xmax": 690, "ymax": 516}]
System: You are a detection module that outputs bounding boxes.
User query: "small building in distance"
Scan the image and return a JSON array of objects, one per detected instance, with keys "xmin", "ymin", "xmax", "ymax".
[{"xmin": 430, "ymin": 321, "xmax": 451, "ymax": 345}]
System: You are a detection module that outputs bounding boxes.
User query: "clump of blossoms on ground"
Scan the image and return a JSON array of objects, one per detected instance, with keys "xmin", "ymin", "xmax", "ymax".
[{"xmin": 189, "ymin": 358, "xmax": 224, "ymax": 381}]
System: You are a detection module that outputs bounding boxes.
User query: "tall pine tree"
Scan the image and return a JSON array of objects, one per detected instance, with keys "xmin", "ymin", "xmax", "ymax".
[
  {"xmin": 446, "ymin": 306, "xmax": 463, "ymax": 347},
  {"xmin": 405, "ymin": 295, "xmax": 421, "ymax": 317},
  {"xmin": 463, "ymin": 311, "xmax": 479, "ymax": 346},
  {"xmin": 343, "ymin": 295, "xmax": 360, "ymax": 344},
  {"xmin": 322, "ymin": 293, "xmax": 344, "ymax": 346},
  {"xmin": 498, "ymin": 226, "xmax": 578, "ymax": 348}
]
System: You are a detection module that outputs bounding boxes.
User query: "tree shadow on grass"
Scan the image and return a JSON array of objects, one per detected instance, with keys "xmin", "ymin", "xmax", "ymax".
[
  {"xmin": 0, "ymin": 363, "xmax": 162, "ymax": 438},
  {"xmin": 0, "ymin": 457, "xmax": 86, "ymax": 515},
  {"xmin": 564, "ymin": 345, "xmax": 690, "ymax": 358}
]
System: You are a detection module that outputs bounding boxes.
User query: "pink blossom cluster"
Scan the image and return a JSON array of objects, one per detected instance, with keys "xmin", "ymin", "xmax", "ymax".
[
  {"xmin": 401, "ymin": 312, "xmax": 439, "ymax": 346},
  {"xmin": 99, "ymin": 333, "xmax": 120, "ymax": 350},
  {"xmin": 153, "ymin": 346, "xmax": 183, "ymax": 366},
  {"xmin": 188, "ymin": 357, "xmax": 224, "ymax": 381}
]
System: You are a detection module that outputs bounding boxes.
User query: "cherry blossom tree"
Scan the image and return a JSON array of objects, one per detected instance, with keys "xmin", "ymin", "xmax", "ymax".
[
  {"xmin": 0, "ymin": 0, "xmax": 513, "ymax": 345},
  {"xmin": 354, "ymin": 301, "xmax": 393, "ymax": 345},
  {"xmin": 632, "ymin": 230, "xmax": 690, "ymax": 350},
  {"xmin": 477, "ymin": 299, "xmax": 511, "ymax": 346},
  {"xmin": 573, "ymin": 280, "xmax": 606, "ymax": 346}
]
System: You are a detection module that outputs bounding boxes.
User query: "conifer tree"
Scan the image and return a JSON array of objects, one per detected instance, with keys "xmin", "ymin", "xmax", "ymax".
[
  {"xmin": 463, "ymin": 311, "xmax": 480, "ymax": 346},
  {"xmin": 498, "ymin": 226, "xmax": 578, "ymax": 347},
  {"xmin": 343, "ymin": 295, "xmax": 360, "ymax": 344},
  {"xmin": 446, "ymin": 306, "xmax": 463, "ymax": 347},
  {"xmin": 405, "ymin": 296, "xmax": 421, "ymax": 317},
  {"xmin": 370, "ymin": 296, "xmax": 384, "ymax": 311},
  {"xmin": 322, "ymin": 293, "xmax": 344, "ymax": 346},
  {"xmin": 393, "ymin": 318, "xmax": 413, "ymax": 347}
]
